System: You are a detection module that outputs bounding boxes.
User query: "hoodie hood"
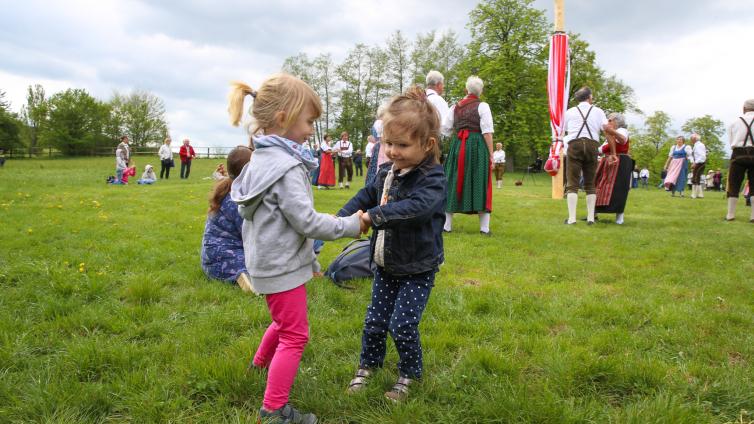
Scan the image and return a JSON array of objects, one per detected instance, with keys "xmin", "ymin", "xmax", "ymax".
[
  {"xmin": 254, "ymin": 134, "xmax": 318, "ymax": 171},
  {"xmin": 230, "ymin": 142, "xmax": 304, "ymax": 220}
]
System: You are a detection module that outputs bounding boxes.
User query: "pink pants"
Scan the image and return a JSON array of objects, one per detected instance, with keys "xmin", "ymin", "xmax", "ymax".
[{"xmin": 253, "ymin": 284, "xmax": 309, "ymax": 411}]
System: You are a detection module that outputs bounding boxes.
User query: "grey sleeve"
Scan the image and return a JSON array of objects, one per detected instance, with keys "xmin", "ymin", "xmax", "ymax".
[{"xmin": 275, "ymin": 169, "xmax": 361, "ymax": 240}]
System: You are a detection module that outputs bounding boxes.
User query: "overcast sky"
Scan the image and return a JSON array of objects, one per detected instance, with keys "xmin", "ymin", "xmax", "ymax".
[{"xmin": 1, "ymin": 0, "xmax": 752, "ymax": 147}]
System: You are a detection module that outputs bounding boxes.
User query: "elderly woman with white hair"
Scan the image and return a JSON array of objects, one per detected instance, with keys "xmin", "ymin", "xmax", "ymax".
[
  {"xmin": 441, "ymin": 76, "xmax": 495, "ymax": 235},
  {"xmin": 594, "ymin": 112, "xmax": 632, "ymax": 224}
]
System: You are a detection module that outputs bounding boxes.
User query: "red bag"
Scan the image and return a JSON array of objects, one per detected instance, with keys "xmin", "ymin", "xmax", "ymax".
[{"xmin": 545, "ymin": 141, "xmax": 563, "ymax": 177}]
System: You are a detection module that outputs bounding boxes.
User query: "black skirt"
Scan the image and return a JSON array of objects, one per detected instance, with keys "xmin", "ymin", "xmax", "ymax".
[{"xmin": 596, "ymin": 155, "xmax": 633, "ymax": 214}]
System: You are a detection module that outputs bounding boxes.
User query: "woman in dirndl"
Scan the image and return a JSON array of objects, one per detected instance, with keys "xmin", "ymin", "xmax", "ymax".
[
  {"xmin": 442, "ymin": 76, "xmax": 495, "ymax": 236},
  {"xmin": 317, "ymin": 134, "xmax": 336, "ymax": 189},
  {"xmin": 595, "ymin": 113, "xmax": 632, "ymax": 224},
  {"xmin": 663, "ymin": 136, "xmax": 692, "ymax": 196}
]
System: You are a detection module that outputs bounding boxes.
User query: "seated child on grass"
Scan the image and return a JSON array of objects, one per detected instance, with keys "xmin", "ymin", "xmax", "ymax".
[
  {"xmin": 121, "ymin": 164, "xmax": 136, "ymax": 184},
  {"xmin": 201, "ymin": 146, "xmax": 254, "ymax": 291},
  {"xmin": 137, "ymin": 164, "xmax": 157, "ymax": 184}
]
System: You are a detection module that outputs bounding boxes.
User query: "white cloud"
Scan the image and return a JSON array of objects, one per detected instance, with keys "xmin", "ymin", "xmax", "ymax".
[{"xmin": 2, "ymin": 0, "xmax": 752, "ymax": 148}]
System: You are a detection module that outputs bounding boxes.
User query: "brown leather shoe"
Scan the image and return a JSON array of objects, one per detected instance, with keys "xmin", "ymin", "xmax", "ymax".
[{"xmin": 384, "ymin": 377, "xmax": 413, "ymax": 402}]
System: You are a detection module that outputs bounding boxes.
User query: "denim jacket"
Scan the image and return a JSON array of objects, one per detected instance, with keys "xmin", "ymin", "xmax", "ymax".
[{"xmin": 338, "ymin": 156, "xmax": 446, "ymax": 276}]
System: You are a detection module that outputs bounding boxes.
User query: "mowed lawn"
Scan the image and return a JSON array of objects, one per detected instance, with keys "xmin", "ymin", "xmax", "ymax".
[{"xmin": 1, "ymin": 157, "xmax": 752, "ymax": 424}]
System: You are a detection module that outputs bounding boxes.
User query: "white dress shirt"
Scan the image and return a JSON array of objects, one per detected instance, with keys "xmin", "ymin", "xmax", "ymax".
[
  {"xmin": 728, "ymin": 111, "xmax": 754, "ymax": 148},
  {"xmin": 365, "ymin": 141, "xmax": 375, "ymax": 158},
  {"xmin": 640, "ymin": 168, "xmax": 649, "ymax": 179},
  {"xmin": 441, "ymin": 101, "xmax": 494, "ymax": 136},
  {"xmin": 158, "ymin": 144, "xmax": 173, "ymax": 160},
  {"xmin": 493, "ymin": 150, "xmax": 506, "ymax": 164},
  {"xmin": 691, "ymin": 141, "xmax": 707, "ymax": 163},
  {"xmin": 337, "ymin": 140, "xmax": 353, "ymax": 158},
  {"xmin": 426, "ymin": 88, "xmax": 450, "ymax": 123},
  {"xmin": 563, "ymin": 102, "xmax": 608, "ymax": 151}
]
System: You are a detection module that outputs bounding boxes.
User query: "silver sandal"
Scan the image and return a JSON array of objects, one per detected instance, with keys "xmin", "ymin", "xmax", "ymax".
[
  {"xmin": 384, "ymin": 377, "xmax": 413, "ymax": 402},
  {"xmin": 346, "ymin": 368, "xmax": 372, "ymax": 394}
]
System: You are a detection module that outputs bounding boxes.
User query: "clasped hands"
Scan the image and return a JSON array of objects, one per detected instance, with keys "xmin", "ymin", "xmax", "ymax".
[{"xmin": 352, "ymin": 210, "xmax": 372, "ymax": 236}]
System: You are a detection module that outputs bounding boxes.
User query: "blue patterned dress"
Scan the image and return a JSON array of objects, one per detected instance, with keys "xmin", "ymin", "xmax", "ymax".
[{"xmin": 201, "ymin": 194, "xmax": 246, "ymax": 283}]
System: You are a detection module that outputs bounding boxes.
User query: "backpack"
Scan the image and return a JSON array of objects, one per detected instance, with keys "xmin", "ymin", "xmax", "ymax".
[{"xmin": 325, "ymin": 239, "xmax": 375, "ymax": 288}]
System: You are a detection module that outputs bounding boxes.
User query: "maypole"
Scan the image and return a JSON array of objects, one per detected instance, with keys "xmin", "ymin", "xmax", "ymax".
[{"xmin": 546, "ymin": 0, "xmax": 570, "ymax": 199}]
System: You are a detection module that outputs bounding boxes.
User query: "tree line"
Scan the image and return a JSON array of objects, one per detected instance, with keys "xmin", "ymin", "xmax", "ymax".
[
  {"xmin": 0, "ymin": 86, "xmax": 168, "ymax": 156},
  {"xmin": 0, "ymin": 0, "xmax": 728, "ymax": 170},
  {"xmin": 282, "ymin": 0, "xmax": 725, "ymax": 172},
  {"xmin": 282, "ymin": 0, "xmax": 639, "ymax": 165}
]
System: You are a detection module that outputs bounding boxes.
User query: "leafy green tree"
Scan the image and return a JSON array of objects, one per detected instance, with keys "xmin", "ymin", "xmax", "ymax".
[
  {"xmin": 41, "ymin": 88, "xmax": 111, "ymax": 155},
  {"xmin": 313, "ymin": 54, "xmax": 338, "ymax": 139},
  {"xmin": 283, "ymin": 52, "xmax": 339, "ymax": 142},
  {"xmin": 410, "ymin": 30, "xmax": 465, "ymax": 95},
  {"xmin": 457, "ymin": 0, "xmax": 550, "ymax": 162},
  {"xmin": 109, "ymin": 90, "xmax": 168, "ymax": 148},
  {"xmin": 644, "ymin": 111, "xmax": 672, "ymax": 153},
  {"xmin": 337, "ymin": 44, "xmax": 389, "ymax": 144},
  {"xmin": 0, "ymin": 90, "xmax": 23, "ymax": 150},
  {"xmin": 20, "ymin": 84, "xmax": 47, "ymax": 155},
  {"xmin": 410, "ymin": 30, "xmax": 437, "ymax": 86},
  {"xmin": 386, "ymin": 30, "xmax": 410, "ymax": 95}
]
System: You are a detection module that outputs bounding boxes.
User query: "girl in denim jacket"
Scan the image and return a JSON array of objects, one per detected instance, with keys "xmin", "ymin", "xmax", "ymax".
[{"xmin": 339, "ymin": 86, "xmax": 447, "ymax": 402}]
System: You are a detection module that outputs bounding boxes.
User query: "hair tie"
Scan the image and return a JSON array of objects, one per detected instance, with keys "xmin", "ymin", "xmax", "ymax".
[{"xmin": 250, "ymin": 89, "xmax": 257, "ymax": 99}]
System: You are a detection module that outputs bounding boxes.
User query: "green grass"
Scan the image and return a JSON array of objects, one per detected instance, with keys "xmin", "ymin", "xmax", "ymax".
[{"xmin": 1, "ymin": 157, "xmax": 753, "ymax": 423}]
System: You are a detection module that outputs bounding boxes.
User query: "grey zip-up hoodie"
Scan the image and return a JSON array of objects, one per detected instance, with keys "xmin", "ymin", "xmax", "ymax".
[{"xmin": 230, "ymin": 136, "xmax": 361, "ymax": 295}]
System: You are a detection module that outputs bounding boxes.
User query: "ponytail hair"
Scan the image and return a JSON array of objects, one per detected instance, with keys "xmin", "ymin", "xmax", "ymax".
[
  {"xmin": 227, "ymin": 73, "xmax": 322, "ymax": 136},
  {"xmin": 382, "ymin": 85, "xmax": 442, "ymax": 164},
  {"xmin": 228, "ymin": 81, "xmax": 257, "ymax": 127},
  {"xmin": 208, "ymin": 145, "xmax": 253, "ymax": 214}
]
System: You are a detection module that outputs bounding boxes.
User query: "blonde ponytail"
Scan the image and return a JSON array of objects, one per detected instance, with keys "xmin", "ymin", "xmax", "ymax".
[
  {"xmin": 228, "ymin": 81, "xmax": 257, "ymax": 127},
  {"xmin": 227, "ymin": 73, "xmax": 322, "ymax": 136}
]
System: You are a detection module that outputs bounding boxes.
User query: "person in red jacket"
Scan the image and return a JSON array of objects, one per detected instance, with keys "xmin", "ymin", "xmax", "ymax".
[{"xmin": 179, "ymin": 138, "xmax": 196, "ymax": 179}]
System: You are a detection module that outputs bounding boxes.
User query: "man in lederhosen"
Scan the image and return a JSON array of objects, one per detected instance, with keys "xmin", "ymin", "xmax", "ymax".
[
  {"xmin": 689, "ymin": 134, "xmax": 707, "ymax": 199},
  {"xmin": 562, "ymin": 87, "xmax": 617, "ymax": 225},
  {"xmin": 725, "ymin": 99, "xmax": 754, "ymax": 222},
  {"xmin": 336, "ymin": 131, "xmax": 354, "ymax": 189}
]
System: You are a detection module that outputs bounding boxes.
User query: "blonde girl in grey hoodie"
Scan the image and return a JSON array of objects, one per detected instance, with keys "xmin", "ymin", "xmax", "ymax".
[{"xmin": 228, "ymin": 74, "xmax": 364, "ymax": 424}]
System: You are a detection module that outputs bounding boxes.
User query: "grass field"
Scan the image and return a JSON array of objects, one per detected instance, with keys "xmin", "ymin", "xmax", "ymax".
[{"xmin": 1, "ymin": 157, "xmax": 753, "ymax": 424}]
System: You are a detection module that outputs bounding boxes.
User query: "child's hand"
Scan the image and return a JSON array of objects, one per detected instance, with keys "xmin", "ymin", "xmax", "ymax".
[{"xmin": 360, "ymin": 212, "xmax": 372, "ymax": 234}]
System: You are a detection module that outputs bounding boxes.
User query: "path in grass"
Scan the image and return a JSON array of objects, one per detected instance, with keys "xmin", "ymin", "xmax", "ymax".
[{"xmin": 1, "ymin": 158, "xmax": 752, "ymax": 423}]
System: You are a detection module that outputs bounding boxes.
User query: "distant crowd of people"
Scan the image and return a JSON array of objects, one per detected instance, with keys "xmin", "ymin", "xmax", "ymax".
[{"xmin": 110, "ymin": 136, "xmax": 198, "ymax": 185}]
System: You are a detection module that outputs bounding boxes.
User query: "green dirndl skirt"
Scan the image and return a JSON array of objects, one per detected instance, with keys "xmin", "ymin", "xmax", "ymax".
[{"xmin": 444, "ymin": 131, "xmax": 492, "ymax": 213}]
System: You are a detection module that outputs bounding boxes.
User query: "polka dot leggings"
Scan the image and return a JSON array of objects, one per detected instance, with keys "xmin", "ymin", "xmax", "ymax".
[{"xmin": 359, "ymin": 268, "xmax": 435, "ymax": 379}]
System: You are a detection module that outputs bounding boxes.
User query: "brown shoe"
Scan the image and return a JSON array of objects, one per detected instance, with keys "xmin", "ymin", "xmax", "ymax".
[
  {"xmin": 346, "ymin": 368, "xmax": 372, "ymax": 394},
  {"xmin": 384, "ymin": 377, "xmax": 413, "ymax": 402}
]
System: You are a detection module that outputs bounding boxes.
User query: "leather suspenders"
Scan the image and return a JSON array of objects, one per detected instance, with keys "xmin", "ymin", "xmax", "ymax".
[
  {"xmin": 740, "ymin": 117, "xmax": 754, "ymax": 147},
  {"xmin": 576, "ymin": 106, "xmax": 595, "ymax": 140}
]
